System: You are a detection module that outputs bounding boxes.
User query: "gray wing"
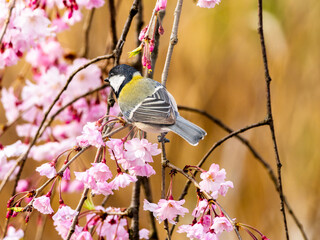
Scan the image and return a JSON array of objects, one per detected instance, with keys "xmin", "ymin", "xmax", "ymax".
[{"xmin": 128, "ymin": 86, "xmax": 177, "ymax": 125}]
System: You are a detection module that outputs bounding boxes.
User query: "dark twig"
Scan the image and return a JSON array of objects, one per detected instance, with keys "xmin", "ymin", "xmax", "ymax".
[
  {"xmin": 161, "ymin": 0, "xmax": 183, "ymax": 86},
  {"xmin": 108, "ymin": 0, "xmax": 118, "ymax": 49},
  {"xmin": 80, "ymin": 9, "xmax": 96, "ymax": 58},
  {"xmin": 66, "ymin": 187, "xmax": 90, "ymax": 240},
  {"xmin": 258, "ymin": 0, "xmax": 289, "ymax": 239},
  {"xmin": 130, "ymin": 177, "xmax": 141, "ymax": 240},
  {"xmin": 147, "ymin": 10, "xmax": 165, "ymax": 78},
  {"xmin": 114, "ymin": 0, "xmax": 140, "ymax": 65},
  {"xmin": 159, "ymin": 134, "xmax": 171, "ymax": 240},
  {"xmin": 0, "ymin": 0, "xmax": 16, "ymax": 45},
  {"xmin": 178, "ymin": 106, "xmax": 308, "ymax": 240}
]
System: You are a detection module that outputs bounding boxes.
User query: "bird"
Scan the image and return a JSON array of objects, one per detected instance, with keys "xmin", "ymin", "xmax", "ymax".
[{"xmin": 105, "ymin": 64, "xmax": 206, "ymax": 146}]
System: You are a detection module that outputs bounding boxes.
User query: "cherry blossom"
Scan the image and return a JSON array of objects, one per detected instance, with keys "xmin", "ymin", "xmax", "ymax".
[
  {"xmin": 109, "ymin": 172, "xmax": 137, "ymax": 190},
  {"xmin": 199, "ymin": 163, "xmax": 233, "ymax": 199},
  {"xmin": 36, "ymin": 163, "xmax": 57, "ymax": 178},
  {"xmin": 33, "ymin": 195, "xmax": 54, "ymax": 214},
  {"xmin": 3, "ymin": 226, "xmax": 24, "ymax": 240},
  {"xmin": 76, "ymin": 121, "xmax": 105, "ymax": 148},
  {"xmin": 139, "ymin": 228, "xmax": 150, "ymax": 239},
  {"xmin": 143, "ymin": 199, "xmax": 189, "ymax": 224},
  {"xmin": 211, "ymin": 216, "xmax": 233, "ymax": 234},
  {"xmin": 197, "ymin": 0, "xmax": 221, "ymax": 8}
]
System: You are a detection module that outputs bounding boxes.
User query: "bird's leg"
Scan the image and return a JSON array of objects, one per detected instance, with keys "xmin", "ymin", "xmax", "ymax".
[{"xmin": 158, "ymin": 132, "xmax": 170, "ymax": 143}]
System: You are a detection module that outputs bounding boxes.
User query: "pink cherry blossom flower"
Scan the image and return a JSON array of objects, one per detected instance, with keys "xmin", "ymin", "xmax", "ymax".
[
  {"xmin": 129, "ymin": 164, "xmax": 156, "ymax": 177},
  {"xmin": 1, "ymin": 87, "xmax": 20, "ymax": 124},
  {"xmin": 74, "ymin": 171, "xmax": 97, "ymax": 190},
  {"xmin": 139, "ymin": 228, "xmax": 149, "ymax": 239},
  {"xmin": 124, "ymin": 138, "xmax": 161, "ymax": 166},
  {"xmin": 77, "ymin": 230, "xmax": 93, "ymax": 240},
  {"xmin": 178, "ymin": 223, "xmax": 204, "ymax": 239},
  {"xmin": 13, "ymin": 8, "xmax": 55, "ymax": 39},
  {"xmin": 94, "ymin": 182, "xmax": 113, "ymax": 196},
  {"xmin": 77, "ymin": 0, "xmax": 105, "ymax": 9},
  {"xmin": 192, "ymin": 199, "xmax": 209, "ymax": 218},
  {"xmin": 52, "ymin": 205, "xmax": 78, "ymax": 224},
  {"xmin": 199, "ymin": 163, "xmax": 233, "ymax": 199},
  {"xmin": 65, "ymin": 58, "xmax": 102, "ymax": 99},
  {"xmin": 76, "ymin": 122, "xmax": 105, "ymax": 148},
  {"xmin": 143, "ymin": 199, "xmax": 189, "ymax": 224},
  {"xmin": 211, "ymin": 216, "xmax": 233, "ymax": 234},
  {"xmin": 155, "ymin": 0, "xmax": 167, "ymax": 11},
  {"xmin": 63, "ymin": 167, "xmax": 71, "ymax": 180},
  {"xmin": 16, "ymin": 179, "xmax": 30, "ymax": 192},
  {"xmin": 109, "ymin": 172, "xmax": 137, "ymax": 190},
  {"xmin": 33, "ymin": 195, "xmax": 54, "ymax": 214},
  {"xmin": 3, "ymin": 140, "xmax": 28, "ymax": 158},
  {"xmin": 106, "ymin": 138, "xmax": 125, "ymax": 160},
  {"xmin": 0, "ymin": 153, "xmax": 19, "ymax": 180},
  {"xmin": 88, "ymin": 163, "xmax": 112, "ymax": 182},
  {"xmin": 197, "ymin": 0, "xmax": 221, "ymax": 8},
  {"xmin": 36, "ymin": 163, "xmax": 57, "ymax": 178},
  {"xmin": 4, "ymin": 226, "xmax": 24, "ymax": 240}
]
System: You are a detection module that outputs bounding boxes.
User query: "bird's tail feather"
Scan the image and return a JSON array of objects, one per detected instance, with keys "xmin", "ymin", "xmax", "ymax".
[{"xmin": 168, "ymin": 115, "xmax": 207, "ymax": 146}]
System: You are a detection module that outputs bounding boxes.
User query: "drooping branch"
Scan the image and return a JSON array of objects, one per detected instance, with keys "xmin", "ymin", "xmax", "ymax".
[
  {"xmin": 178, "ymin": 106, "xmax": 308, "ymax": 240},
  {"xmin": 257, "ymin": 0, "xmax": 289, "ymax": 239},
  {"xmin": 80, "ymin": 9, "xmax": 96, "ymax": 58}
]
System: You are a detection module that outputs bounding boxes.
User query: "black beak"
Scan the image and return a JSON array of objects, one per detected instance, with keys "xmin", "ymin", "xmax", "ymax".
[{"xmin": 104, "ymin": 77, "xmax": 109, "ymax": 83}]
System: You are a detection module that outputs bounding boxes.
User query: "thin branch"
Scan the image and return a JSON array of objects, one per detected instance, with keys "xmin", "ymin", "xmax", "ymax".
[
  {"xmin": 140, "ymin": 177, "xmax": 159, "ymax": 239},
  {"xmin": 159, "ymin": 135, "xmax": 171, "ymax": 240},
  {"xmin": 108, "ymin": 0, "xmax": 118, "ymax": 49},
  {"xmin": 130, "ymin": 177, "xmax": 141, "ymax": 240},
  {"xmin": 66, "ymin": 187, "xmax": 90, "ymax": 240},
  {"xmin": 80, "ymin": 9, "xmax": 96, "ymax": 58},
  {"xmin": 165, "ymin": 162, "xmax": 242, "ymax": 240},
  {"xmin": 147, "ymin": 10, "xmax": 165, "ymax": 78},
  {"xmin": 258, "ymin": 0, "xmax": 289, "ymax": 239},
  {"xmin": 114, "ymin": 0, "xmax": 140, "ymax": 65},
  {"xmin": 0, "ymin": 0, "xmax": 16, "ymax": 45},
  {"xmin": 161, "ymin": 0, "xmax": 183, "ymax": 86},
  {"xmin": 198, "ymin": 120, "xmax": 268, "ymax": 170}
]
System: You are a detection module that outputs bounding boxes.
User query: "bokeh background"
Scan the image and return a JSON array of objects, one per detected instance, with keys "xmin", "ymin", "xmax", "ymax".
[{"xmin": 1, "ymin": 0, "xmax": 319, "ymax": 239}]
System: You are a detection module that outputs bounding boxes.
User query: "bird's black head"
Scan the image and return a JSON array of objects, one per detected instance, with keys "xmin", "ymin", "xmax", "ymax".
[{"xmin": 105, "ymin": 64, "xmax": 140, "ymax": 98}]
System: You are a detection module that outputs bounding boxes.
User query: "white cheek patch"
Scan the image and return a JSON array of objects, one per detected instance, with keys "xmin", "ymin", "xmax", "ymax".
[{"xmin": 109, "ymin": 75, "xmax": 125, "ymax": 93}]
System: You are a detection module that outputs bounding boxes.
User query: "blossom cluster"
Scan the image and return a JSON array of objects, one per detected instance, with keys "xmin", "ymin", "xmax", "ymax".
[{"xmin": 0, "ymin": 0, "xmax": 105, "ymax": 68}]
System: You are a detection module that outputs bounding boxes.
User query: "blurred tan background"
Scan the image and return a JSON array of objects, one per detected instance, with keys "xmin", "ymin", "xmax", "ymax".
[{"xmin": 1, "ymin": 0, "xmax": 320, "ymax": 239}]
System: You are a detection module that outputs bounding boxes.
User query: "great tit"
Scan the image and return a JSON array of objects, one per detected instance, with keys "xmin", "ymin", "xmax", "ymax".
[{"xmin": 105, "ymin": 64, "xmax": 206, "ymax": 146}]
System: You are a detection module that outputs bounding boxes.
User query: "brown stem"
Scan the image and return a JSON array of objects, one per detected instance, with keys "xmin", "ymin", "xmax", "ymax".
[
  {"xmin": 161, "ymin": 0, "xmax": 183, "ymax": 87},
  {"xmin": 80, "ymin": 9, "xmax": 96, "ymax": 58},
  {"xmin": 108, "ymin": 0, "xmax": 118, "ymax": 49},
  {"xmin": 258, "ymin": 0, "xmax": 289, "ymax": 239},
  {"xmin": 140, "ymin": 177, "xmax": 159, "ymax": 239},
  {"xmin": 130, "ymin": 177, "xmax": 141, "ymax": 240}
]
